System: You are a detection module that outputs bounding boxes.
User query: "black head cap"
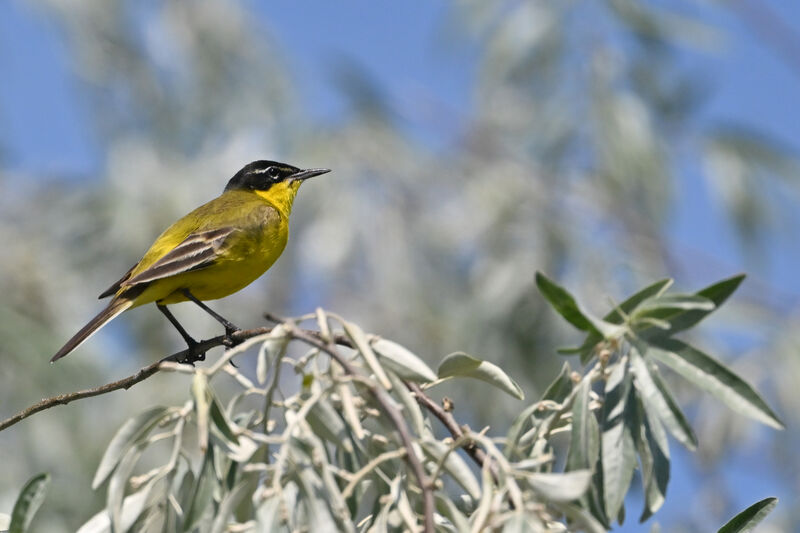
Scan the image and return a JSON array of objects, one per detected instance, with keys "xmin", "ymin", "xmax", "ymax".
[{"xmin": 225, "ymin": 160, "xmax": 302, "ymax": 192}]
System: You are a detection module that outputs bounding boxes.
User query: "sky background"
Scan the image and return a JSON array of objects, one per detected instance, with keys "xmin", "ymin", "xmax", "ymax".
[{"xmin": 1, "ymin": 1, "xmax": 799, "ymax": 530}]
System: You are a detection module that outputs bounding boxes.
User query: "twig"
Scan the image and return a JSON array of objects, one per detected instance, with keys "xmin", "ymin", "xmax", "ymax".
[
  {"xmin": 0, "ymin": 360, "xmax": 162, "ymax": 432},
  {"xmin": 407, "ymin": 382, "xmax": 492, "ymax": 475},
  {"xmin": 1, "ymin": 326, "xmax": 268, "ymax": 432},
  {"xmin": 282, "ymin": 324, "xmax": 436, "ymax": 533}
]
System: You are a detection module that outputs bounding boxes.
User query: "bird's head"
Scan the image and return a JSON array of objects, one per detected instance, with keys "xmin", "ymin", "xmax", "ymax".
[{"xmin": 225, "ymin": 160, "xmax": 330, "ymax": 215}]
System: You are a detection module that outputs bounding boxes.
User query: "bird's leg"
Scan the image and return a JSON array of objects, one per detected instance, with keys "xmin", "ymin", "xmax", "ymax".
[
  {"xmin": 180, "ymin": 289, "xmax": 242, "ymax": 344},
  {"xmin": 157, "ymin": 304, "xmax": 205, "ymax": 364}
]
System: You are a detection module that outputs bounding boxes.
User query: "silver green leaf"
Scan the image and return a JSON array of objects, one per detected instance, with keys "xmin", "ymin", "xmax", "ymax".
[
  {"xmin": 526, "ymin": 470, "xmax": 592, "ymax": 502},
  {"xmin": 717, "ymin": 497, "xmax": 778, "ymax": 533},
  {"xmin": 8, "ymin": 473, "xmax": 49, "ymax": 533},
  {"xmin": 438, "ymin": 352, "xmax": 524, "ymax": 400},
  {"xmin": 371, "ymin": 338, "xmax": 437, "ymax": 383},
  {"xmin": 649, "ymin": 338, "xmax": 784, "ymax": 429},
  {"xmin": 92, "ymin": 406, "xmax": 170, "ymax": 489}
]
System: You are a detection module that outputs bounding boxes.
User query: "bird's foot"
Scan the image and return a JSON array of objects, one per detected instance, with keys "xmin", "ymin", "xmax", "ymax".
[{"xmin": 178, "ymin": 339, "xmax": 206, "ymax": 365}]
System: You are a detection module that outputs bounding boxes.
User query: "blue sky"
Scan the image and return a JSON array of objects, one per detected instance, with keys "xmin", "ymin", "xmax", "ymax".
[{"xmin": 1, "ymin": 0, "xmax": 798, "ymax": 529}]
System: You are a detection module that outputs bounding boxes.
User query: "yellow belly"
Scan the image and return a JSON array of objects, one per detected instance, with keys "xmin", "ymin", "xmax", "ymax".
[{"xmin": 130, "ymin": 221, "xmax": 288, "ymax": 306}]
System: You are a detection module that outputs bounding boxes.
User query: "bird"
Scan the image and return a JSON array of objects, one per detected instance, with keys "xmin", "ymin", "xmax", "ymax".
[{"xmin": 51, "ymin": 160, "xmax": 330, "ymax": 363}]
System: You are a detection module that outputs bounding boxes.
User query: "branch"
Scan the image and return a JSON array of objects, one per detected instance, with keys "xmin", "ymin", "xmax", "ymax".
[
  {"xmin": 0, "ymin": 326, "xmax": 272, "ymax": 433},
  {"xmin": 407, "ymin": 382, "xmax": 493, "ymax": 477},
  {"xmin": 0, "ymin": 361, "xmax": 162, "ymax": 432},
  {"xmin": 278, "ymin": 322, "xmax": 435, "ymax": 533}
]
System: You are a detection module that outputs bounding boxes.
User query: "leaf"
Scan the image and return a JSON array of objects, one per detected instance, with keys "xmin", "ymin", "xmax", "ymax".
[
  {"xmin": 8, "ymin": 473, "xmax": 49, "ymax": 533},
  {"xmin": 0, "ymin": 514, "xmax": 9, "ymax": 531},
  {"xmin": 420, "ymin": 439, "xmax": 481, "ymax": 500},
  {"xmin": 438, "ymin": 352, "xmax": 524, "ymax": 400},
  {"xmin": 560, "ymin": 279, "xmax": 672, "ymax": 358},
  {"xmin": 183, "ymin": 447, "xmax": 217, "ymax": 532},
  {"xmin": 342, "ymin": 321, "xmax": 393, "ymax": 390},
  {"xmin": 76, "ymin": 482, "xmax": 156, "ymax": 533},
  {"xmin": 192, "ymin": 373, "xmax": 211, "ymax": 453},
  {"xmin": 107, "ymin": 444, "xmax": 144, "ymax": 533},
  {"xmin": 661, "ymin": 275, "xmax": 745, "ymax": 336},
  {"xmin": 630, "ymin": 396, "xmax": 670, "ymax": 522},
  {"xmin": 257, "ymin": 325, "xmax": 290, "ymax": 385},
  {"xmin": 93, "ymin": 406, "xmax": 170, "ymax": 489},
  {"xmin": 633, "ymin": 294, "xmax": 715, "ymax": 327},
  {"xmin": 553, "ymin": 502, "xmax": 607, "ymax": 533},
  {"xmin": 435, "ymin": 494, "xmax": 470, "ymax": 533},
  {"xmin": 501, "ymin": 512, "xmax": 545, "ymax": 532},
  {"xmin": 526, "ymin": 470, "xmax": 592, "ymax": 502},
  {"xmin": 386, "ymin": 370, "xmax": 426, "ymax": 437},
  {"xmin": 209, "ymin": 479, "xmax": 252, "ymax": 533},
  {"xmin": 717, "ymin": 497, "xmax": 778, "ymax": 533},
  {"xmin": 540, "ymin": 362, "xmax": 574, "ymax": 403},
  {"xmin": 601, "ymin": 362, "xmax": 636, "ymax": 522},
  {"xmin": 566, "ymin": 379, "xmax": 599, "ymax": 472},
  {"xmin": 630, "ymin": 347, "xmax": 697, "ymax": 450},
  {"xmin": 209, "ymin": 395, "xmax": 240, "ymax": 444},
  {"xmin": 649, "ymin": 338, "xmax": 784, "ymax": 429},
  {"xmin": 307, "ymin": 396, "xmax": 354, "ymax": 453},
  {"xmin": 371, "ymin": 338, "xmax": 437, "ymax": 383},
  {"xmin": 536, "ymin": 272, "xmax": 623, "ymax": 338}
]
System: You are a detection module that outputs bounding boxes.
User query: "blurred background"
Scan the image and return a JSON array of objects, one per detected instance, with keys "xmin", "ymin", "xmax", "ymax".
[{"xmin": 1, "ymin": 0, "xmax": 799, "ymax": 530}]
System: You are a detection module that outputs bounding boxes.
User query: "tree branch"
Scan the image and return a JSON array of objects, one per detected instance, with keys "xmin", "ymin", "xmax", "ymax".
[
  {"xmin": 407, "ymin": 382, "xmax": 493, "ymax": 476},
  {"xmin": 0, "ymin": 326, "xmax": 272, "ymax": 432}
]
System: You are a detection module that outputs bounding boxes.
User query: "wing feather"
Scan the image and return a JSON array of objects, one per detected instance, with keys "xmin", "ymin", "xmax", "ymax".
[
  {"xmin": 98, "ymin": 263, "xmax": 137, "ymax": 298},
  {"xmin": 121, "ymin": 227, "xmax": 237, "ymax": 288}
]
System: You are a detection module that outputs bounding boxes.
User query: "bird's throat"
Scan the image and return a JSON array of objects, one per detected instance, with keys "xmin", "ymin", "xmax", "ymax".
[{"xmin": 254, "ymin": 181, "xmax": 301, "ymax": 218}]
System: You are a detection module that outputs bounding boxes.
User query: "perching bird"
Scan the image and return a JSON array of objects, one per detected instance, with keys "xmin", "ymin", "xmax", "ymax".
[{"xmin": 51, "ymin": 160, "xmax": 329, "ymax": 362}]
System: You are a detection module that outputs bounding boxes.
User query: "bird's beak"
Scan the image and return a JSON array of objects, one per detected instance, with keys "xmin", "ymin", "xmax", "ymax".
[{"xmin": 290, "ymin": 168, "xmax": 331, "ymax": 183}]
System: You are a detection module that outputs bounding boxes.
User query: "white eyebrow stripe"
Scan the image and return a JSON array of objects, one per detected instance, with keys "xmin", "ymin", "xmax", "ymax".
[{"xmin": 248, "ymin": 167, "xmax": 273, "ymax": 174}]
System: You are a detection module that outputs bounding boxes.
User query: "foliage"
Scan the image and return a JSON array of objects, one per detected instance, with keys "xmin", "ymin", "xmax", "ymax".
[
  {"xmin": 1, "ymin": 1, "xmax": 799, "ymax": 530},
  {"xmin": 0, "ymin": 276, "xmax": 781, "ymax": 531}
]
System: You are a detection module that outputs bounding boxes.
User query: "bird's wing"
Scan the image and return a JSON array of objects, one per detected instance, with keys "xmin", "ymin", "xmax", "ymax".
[
  {"xmin": 121, "ymin": 227, "xmax": 238, "ymax": 288},
  {"xmin": 98, "ymin": 263, "xmax": 137, "ymax": 298}
]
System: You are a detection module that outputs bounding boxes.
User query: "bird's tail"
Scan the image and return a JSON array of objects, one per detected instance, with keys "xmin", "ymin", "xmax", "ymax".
[{"xmin": 50, "ymin": 298, "xmax": 134, "ymax": 362}]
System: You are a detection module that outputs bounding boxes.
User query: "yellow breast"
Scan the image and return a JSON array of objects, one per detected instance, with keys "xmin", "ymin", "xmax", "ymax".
[{"xmin": 126, "ymin": 189, "xmax": 290, "ymax": 306}]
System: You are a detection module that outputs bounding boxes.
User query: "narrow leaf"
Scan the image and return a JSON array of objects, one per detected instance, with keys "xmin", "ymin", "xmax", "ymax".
[
  {"xmin": 421, "ymin": 439, "xmax": 481, "ymax": 500},
  {"xmin": 192, "ymin": 373, "xmax": 210, "ymax": 453},
  {"xmin": 371, "ymin": 338, "xmax": 437, "ymax": 383},
  {"xmin": 630, "ymin": 347, "xmax": 698, "ymax": 450},
  {"xmin": 666, "ymin": 274, "xmax": 746, "ymax": 335},
  {"xmin": 307, "ymin": 396, "xmax": 354, "ymax": 453},
  {"xmin": 540, "ymin": 362, "xmax": 573, "ymax": 403},
  {"xmin": 505, "ymin": 403, "xmax": 541, "ymax": 459},
  {"xmin": 438, "ymin": 352, "xmax": 524, "ymax": 400},
  {"xmin": 183, "ymin": 447, "xmax": 217, "ymax": 532},
  {"xmin": 93, "ymin": 407, "xmax": 169, "ymax": 489},
  {"xmin": 9, "ymin": 473, "xmax": 49, "ymax": 533},
  {"xmin": 209, "ymin": 479, "xmax": 252, "ymax": 533},
  {"xmin": 566, "ymin": 379, "xmax": 599, "ymax": 472},
  {"xmin": 108, "ymin": 444, "xmax": 144, "ymax": 533},
  {"xmin": 527, "ymin": 470, "xmax": 592, "ymax": 502},
  {"xmin": 562, "ymin": 279, "xmax": 673, "ymax": 360},
  {"xmin": 536, "ymin": 272, "xmax": 623, "ymax": 338},
  {"xmin": 257, "ymin": 325, "xmax": 289, "ymax": 385},
  {"xmin": 650, "ymin": 338, "xmax": 784, "ymax": 429},
  {"xmin": 386, "ymin": 370, "xmax": 425, "ymax": 437},
  {"xmin": 717, "ymin": 497, "xmax": 778, "ymax": 533},
  {"xmin": 209, "ymin": 396, "xmax": 240, "ymax": 444},
  {"xmin": 601, "ymin": 363, "xmax": 636, "ymax": 521},
  {"xmin": 342, "ymin": 321, "xmax": 393, "ymax": 390}
]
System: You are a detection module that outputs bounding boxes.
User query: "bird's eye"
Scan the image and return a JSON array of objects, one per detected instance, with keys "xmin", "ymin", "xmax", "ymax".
[{"xmin": 267, "ymin": 166, "xmax": 280, "ymax": 179}]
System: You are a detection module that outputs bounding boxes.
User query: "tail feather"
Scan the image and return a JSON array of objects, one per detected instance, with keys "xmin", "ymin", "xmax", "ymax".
[{"xmin": 51, "ymin": 298, "xmax": 134, "ymax": 362}]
